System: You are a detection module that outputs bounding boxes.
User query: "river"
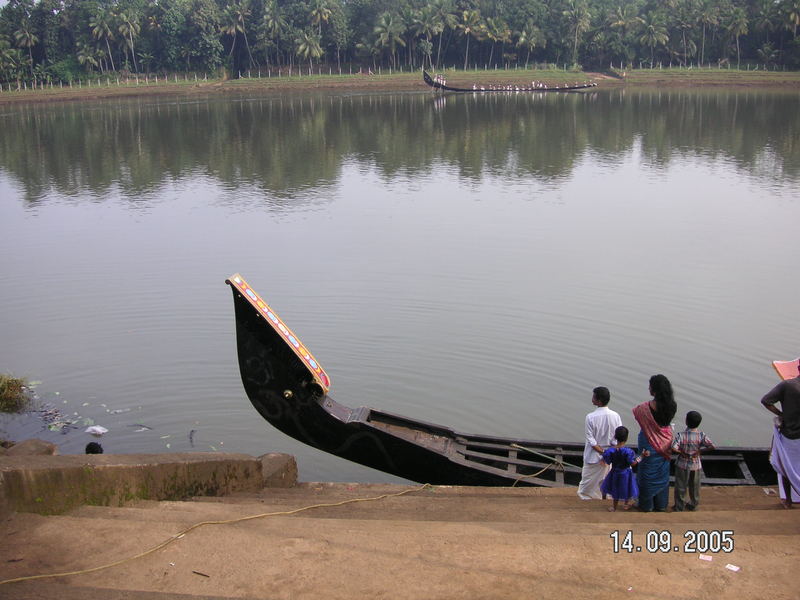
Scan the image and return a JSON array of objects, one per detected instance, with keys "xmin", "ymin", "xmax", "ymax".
[{"xmin": 1, "ymin": 87, "xmax": 798, "ymax": 483}]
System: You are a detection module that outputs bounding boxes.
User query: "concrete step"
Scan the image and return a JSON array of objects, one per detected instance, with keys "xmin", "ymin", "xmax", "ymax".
[
  {"xmin": 49, "ymin": 483, "xmax": 799, "ymax": 537},
  {"xmin": 5, "ymin": 582, "xmax": 240, "ymax": 600},
  {"xmin": 2, "ymin": 483, "xmax": 799, "ymax": 600}
]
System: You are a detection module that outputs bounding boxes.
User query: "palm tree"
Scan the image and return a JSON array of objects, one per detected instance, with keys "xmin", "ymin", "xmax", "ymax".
[
  {"xmin": 373, "ymin": 12, "xmax": 406, "ymax": 69},
  {"xmin": 516, "ymin": 22, "xmax": 546, "ymax": 67},
  {"xmin": 398, "ymin": 5, "xmax": 417, "ymax": 67},
  {"xmin": 13, "ymin": 21, "xmax": 38, "ymax": 76},
  {"xmin": 0, "ymin": 39, "xmax": 24, "ymax": 83},
  {"xmin": 725, "ymin": 7, "xmax": 748, "ymax": 68},
  {"xmin": 89, "ymin": 8, "xmax": 116, "ymax": 72},
  {"xmin": 261, "ymin": 1, "xmax": 288, "ymax": 66},
  {"xmin": 234, "ymin": 1, "xmax": 256, "ymax": 68},
  {"xmin": 309, "ymin": 0, "xmax": 332, "ymax": 38},
  {"xmin": 786, "ymin": 0, "xmax": 800, "ymax": 37},
  {"xmin": 638, "ymin": 13, "xmax": 669, "ymax": 66},
  {"xmin": 432, "ymin": 0, "xmax": 457, "ymax": 69},
  {"xmin": 669, "ymin": 0, "xmax": 697, "ymax": 66},
  {"xmin": 76, "ymin": 42, "xmax": 100, "ymax": 72},
  {"xmin": 295, "ymin": 30, "xmax": 323, "ymax": 69},
  {"xmin": 563, "ymin": 0, "xmax": 591, "ymax": 66},
  {"xmin": 117, "ymin": 12, "xmax": 141, "ymax": 72},
  {"xmin": 609, "ymin": 3, "xmax": 644, "ymax": 63},
  {"xmin": 412, "ymin": 5, "xmax": 442, "ymax": 70},
  {"xmin": 456, "ymin": 9, "xmax": 484, "ymax": 71},
  {"xmin": 756, "ymin": 41, "xmax": 778, "ymax": 65},
  {"xmin": 485, "ymin": 17, "xmax": 511, "ymax": 67},
  {"xmin": 221, "ymin": 2, "xmax": 255, "ymax": 69},
  {"xmin": 697, "ymin": 0, "xmax": 719, "ymax": 65},
  {"xmin": 752, "ymin": 0, "xmax": 778, "ymax": 44}
]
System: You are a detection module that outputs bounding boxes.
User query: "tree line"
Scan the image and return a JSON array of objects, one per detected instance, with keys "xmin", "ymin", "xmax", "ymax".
[{"xmin": 1, "ymin": 0, "xmax": 799, "ymax": 84}]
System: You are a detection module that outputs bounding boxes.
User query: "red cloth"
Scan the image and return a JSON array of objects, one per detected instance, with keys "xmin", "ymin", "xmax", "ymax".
[{"xmin": 633, "ymin": 401, "xmax": 674, "ymax": 460}]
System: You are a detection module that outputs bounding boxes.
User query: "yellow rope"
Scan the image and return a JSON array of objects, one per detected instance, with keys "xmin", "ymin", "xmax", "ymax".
[
  {"xmin": 0, "ymin": 483, "xmax": 432, "ymax": 586},
  {"xmin": 511, "ymin": 463, "xmax": 554, "ymax": 487},
  {"xmin": 509, "ymin": 443, "xmax": 584, "ymax": 487},
  {"xmin": 510, "ymin": 443, "xmax": 581, "ymax": 471}
]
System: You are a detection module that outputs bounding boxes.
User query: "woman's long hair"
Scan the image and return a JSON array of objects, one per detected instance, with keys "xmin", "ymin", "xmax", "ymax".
[{"xmin": 649, "ymin": 374, "xmax": 677, "ymax": 427}]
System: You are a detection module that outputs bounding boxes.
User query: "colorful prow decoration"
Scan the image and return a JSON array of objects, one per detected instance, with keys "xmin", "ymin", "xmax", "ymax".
[
  {"xmin": 772, "ymin": 358, "xmax": 800, "ymax": 381},
  {"xmin": 227, "ymin": 273, "xmax": 331, "ymax": 393}
]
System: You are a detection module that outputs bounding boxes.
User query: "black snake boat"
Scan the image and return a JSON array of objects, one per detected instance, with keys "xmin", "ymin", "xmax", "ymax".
[
  {"xmin": 226, "ymin": 273, "xmax": 774, "ymax": 487},
  {"xmin": 422, "ymin": 69, "xmax": 597, "ymax": 93}
]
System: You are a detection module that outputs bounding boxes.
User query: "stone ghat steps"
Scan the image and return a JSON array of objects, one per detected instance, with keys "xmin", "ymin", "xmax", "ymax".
[
  {"xmin": 2, "ymin": 484, "xmax": 799, "ymax": 600},
  {"xmin": 6, "ymin": 582, "xmax": 237, "ymax": 600},
  {"xmin": 209, "ymin": 482, "xmax": 782, "ymax": 512},
  {"xmin": 49, "ymin": 483, "xmax": 799, "ymax": 536}
]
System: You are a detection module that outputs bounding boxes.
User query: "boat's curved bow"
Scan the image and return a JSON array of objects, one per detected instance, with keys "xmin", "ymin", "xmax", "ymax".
[{"xmin": 226, "ymin": 274, "xmax": 773, "ymax": 487}]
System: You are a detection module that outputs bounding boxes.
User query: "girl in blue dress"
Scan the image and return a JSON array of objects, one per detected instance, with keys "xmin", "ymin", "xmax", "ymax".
[{"xmin": 600, "ymin": 426, "xmax": 647, "ymax": 511}]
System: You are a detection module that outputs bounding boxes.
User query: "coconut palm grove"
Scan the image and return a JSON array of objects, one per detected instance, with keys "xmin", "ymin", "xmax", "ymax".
[{"xmin": 0, "ymin": 0, "xmax": 798, "ymax": 85}]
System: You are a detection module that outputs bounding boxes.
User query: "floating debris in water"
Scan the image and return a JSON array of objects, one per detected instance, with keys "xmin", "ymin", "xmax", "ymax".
[
  {"xmin": 82, "ymin": 402, "xmax": 89, "ymax": 407},
  {"xmin": 38, "ymin": 403, "xmax": 76, "ymax": 433},
  {"xmin": 210, "ymin": 445, "xmax": 218, "ymax": 451},
  {"xmin": 28, "ymin": 381, "xmax": 43, "ymax": 387},
  {"xmin": 85, "ymin": 425, "xmax": 108, "ymax": 436},
  {"xmin": 109, "ymin": 408, "xmax": 131, "ymax": 414},
  {"xmin": 165, "ymin": 443, "xmax": 171, "ymax": 449},
  {"xmin": 189, "ymin": 429, "xmax": 196, "ymax": 447},
  {"xmin": 160, "ymin": 435, "xmax": 170, "ymax": 439},
  {"xmin": 128, "ymin": 423, "xmax": 153, "ymax": 432}
]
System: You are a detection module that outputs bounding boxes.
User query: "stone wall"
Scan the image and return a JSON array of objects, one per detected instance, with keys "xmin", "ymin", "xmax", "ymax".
[{"xmin": 0, "ymin": 447, "xmax": 297, "ymax": 517}]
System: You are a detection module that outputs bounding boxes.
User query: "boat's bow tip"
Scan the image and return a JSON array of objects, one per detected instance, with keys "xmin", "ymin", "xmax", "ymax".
[{"xmin": 225, "ymin": 273, "xmax": 243, "ymax": 287}]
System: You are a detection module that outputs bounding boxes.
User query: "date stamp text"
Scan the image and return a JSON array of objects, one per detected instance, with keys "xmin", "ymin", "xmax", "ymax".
[{"xmin": 610, "ymin": 530, "xmax": 734, "ymax": 553}]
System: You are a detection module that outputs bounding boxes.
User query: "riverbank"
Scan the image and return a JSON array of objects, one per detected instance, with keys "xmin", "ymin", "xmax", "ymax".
[
  {"xmin": 0, "ymin": 68, "xmax": 797, "ymax": 106},
  {"xmin": 0, "ymin": 448, "xmax": 797, "ymax": 599}
]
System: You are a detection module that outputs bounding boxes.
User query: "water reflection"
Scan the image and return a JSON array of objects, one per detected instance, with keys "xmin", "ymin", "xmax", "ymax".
[{"xmin": 1, "ymin": 89, "xmax": 797, "ymax": 206}]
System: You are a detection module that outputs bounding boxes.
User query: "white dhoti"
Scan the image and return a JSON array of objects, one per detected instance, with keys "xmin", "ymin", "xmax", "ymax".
[
  {"xmin": 577, "ymin": 461, "xmax": 610, "ymax": 500},
  {"xmin": 770, "ymin": 425, "xmax": 800, "ymax": 501}
]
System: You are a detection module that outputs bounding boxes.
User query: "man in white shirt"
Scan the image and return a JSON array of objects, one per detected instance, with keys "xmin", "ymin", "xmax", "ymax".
[{"xmin": 577, "ymin": 386, "xmax": 622, "ymax": 500}]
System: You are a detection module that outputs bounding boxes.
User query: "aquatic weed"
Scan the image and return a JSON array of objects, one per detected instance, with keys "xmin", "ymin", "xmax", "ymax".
[{"xmin": 0, "ymin": 374, "xmax": 31, "ymax": 413}]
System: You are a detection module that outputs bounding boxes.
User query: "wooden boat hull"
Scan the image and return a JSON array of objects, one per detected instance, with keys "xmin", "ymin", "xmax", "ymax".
[
  {"xmin": 226, "ymin": 274, "xmax": 774, "ymax": 487},
  {"xmin": 422, "ymin": 70, "xmax": 597, "ymax": 93}
]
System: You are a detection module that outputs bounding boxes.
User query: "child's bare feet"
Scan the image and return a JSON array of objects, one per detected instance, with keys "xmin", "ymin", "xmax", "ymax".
[
  {"xmin": 622, "ymin": 504, "xmax": 632, "ymax": 510},
  {"xmin": 607, "ymin": 506, "xmax": 616, "ymax": 512}
]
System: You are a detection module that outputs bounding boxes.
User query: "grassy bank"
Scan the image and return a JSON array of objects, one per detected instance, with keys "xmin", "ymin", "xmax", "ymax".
[
  {"xmin": 0, "ymin": 68, "xmax": 797, "ymax": 105},
  {"xmin": 0, "ymin": 375, "xmax": 29, "ymax": 413}
]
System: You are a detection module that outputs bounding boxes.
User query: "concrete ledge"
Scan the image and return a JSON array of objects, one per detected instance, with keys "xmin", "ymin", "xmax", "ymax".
[
  {"xmin": 259, "ymin": 452, "xmax": 298, "ymax": 488},
  {"xmin": 0, "ymin": 452, "xmax": 297, "ymax": 517}
]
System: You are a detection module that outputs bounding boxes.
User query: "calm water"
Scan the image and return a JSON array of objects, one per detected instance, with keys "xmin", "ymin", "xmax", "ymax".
[{"xmin": 1, "ymin": 88, "xmax": 798, "ymax": 483}]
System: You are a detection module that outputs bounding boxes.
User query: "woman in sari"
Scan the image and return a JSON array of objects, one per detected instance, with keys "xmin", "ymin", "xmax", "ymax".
[{"xmin": 632, "ymin": 374, "xmax": 677, "ymax": 512}]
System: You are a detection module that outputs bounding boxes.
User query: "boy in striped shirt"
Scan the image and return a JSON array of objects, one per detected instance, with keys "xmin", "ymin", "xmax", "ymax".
[{"xmin": 672, "ymin": 411, "xmax": 715, "ymax": 511}]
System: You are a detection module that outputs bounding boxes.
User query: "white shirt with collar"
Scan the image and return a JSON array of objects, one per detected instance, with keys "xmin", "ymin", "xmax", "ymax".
[{"xmin": 583, "ymin": 405, "xmax": 622, "ymax": 464}]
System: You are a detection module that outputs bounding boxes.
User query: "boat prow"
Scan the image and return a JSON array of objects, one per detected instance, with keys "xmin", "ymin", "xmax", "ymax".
[{"xmin": 226, "ymin": 274, "xmax": 774, "ymax": 487}]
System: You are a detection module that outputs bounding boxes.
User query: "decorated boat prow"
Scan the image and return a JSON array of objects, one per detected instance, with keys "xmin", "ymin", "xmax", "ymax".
[{"xmin": 226, "ymin": 274, "xmax": 774, "ymax": 487}]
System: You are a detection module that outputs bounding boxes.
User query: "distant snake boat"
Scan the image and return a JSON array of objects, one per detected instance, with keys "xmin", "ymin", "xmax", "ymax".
[
  {"xmin": 226, "ymin": 273, "xmax": 777, "ymax": 487},
  {"xmin": 422, "ymin": 70, "xmax": 597, "ymax": 93}
]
